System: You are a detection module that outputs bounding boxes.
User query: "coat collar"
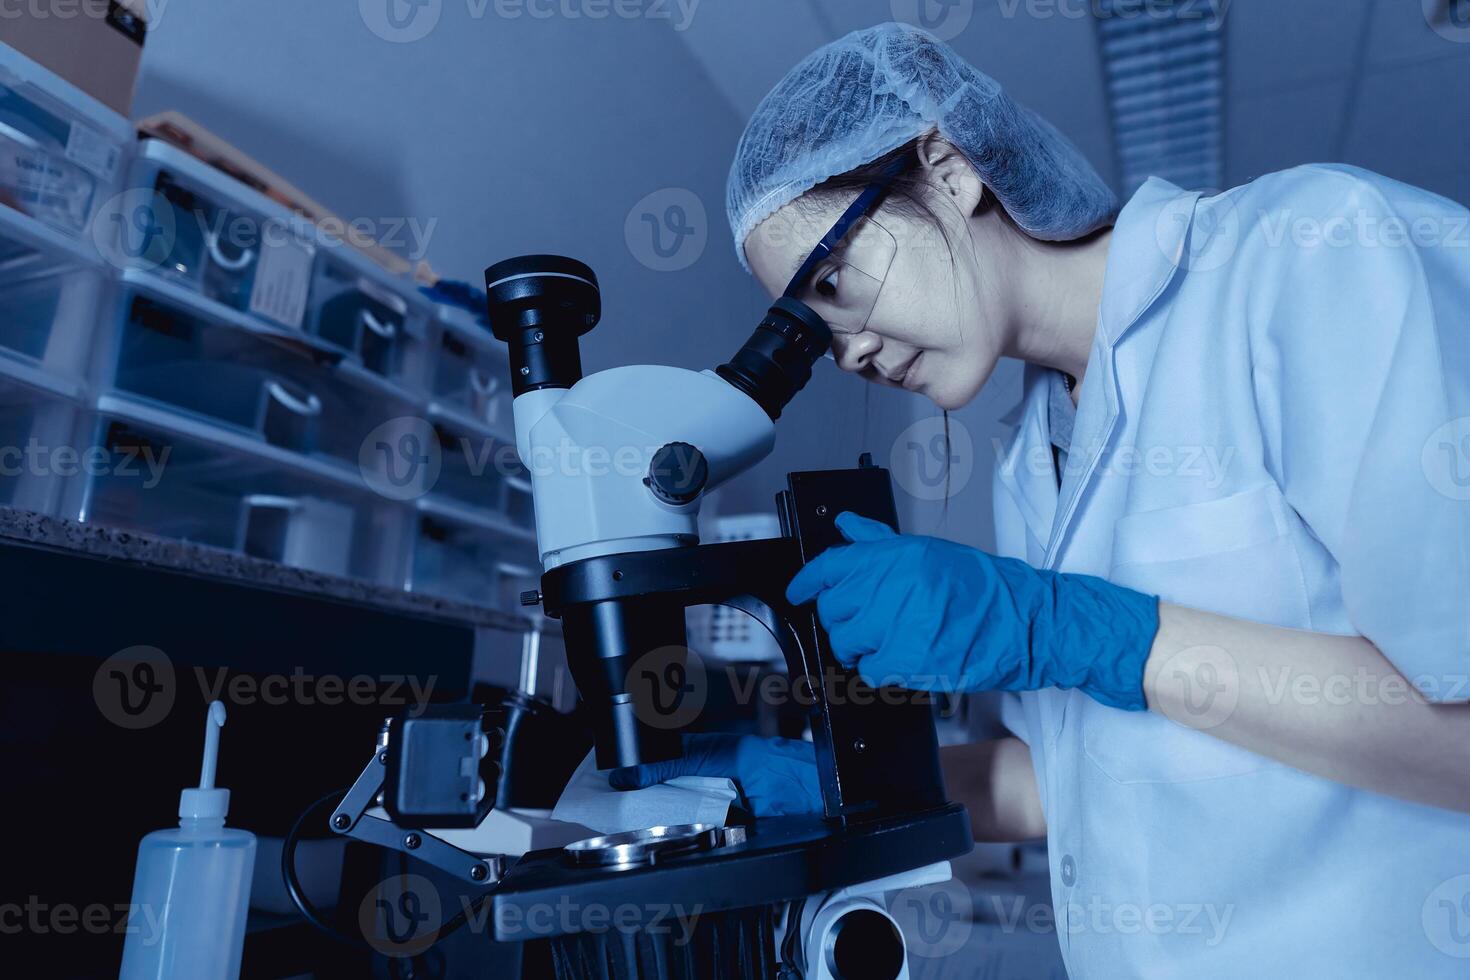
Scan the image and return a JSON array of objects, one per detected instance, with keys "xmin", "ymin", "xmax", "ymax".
[
  {"xmin": 994, "ymin": 363, "xmax": 1061, "ymax": 551},
  {"xmin": 994, "ymin": 177, "xmax": 1202, "ymax": 562},
  {"xmin": 1097, "ymin": 176, "xmax": 1201, "ymax": 349}
]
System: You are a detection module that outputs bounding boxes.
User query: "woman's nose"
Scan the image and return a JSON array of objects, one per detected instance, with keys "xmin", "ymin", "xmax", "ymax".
[{"xmin": 832, "ymin": 331, "xmax": 880, "ymax": 373}]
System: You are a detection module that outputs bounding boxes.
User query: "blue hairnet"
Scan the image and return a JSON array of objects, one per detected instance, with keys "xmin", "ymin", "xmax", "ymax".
[{"xmin": 727, "ymin": 23, "xmax": 1118, "ymax": 271}]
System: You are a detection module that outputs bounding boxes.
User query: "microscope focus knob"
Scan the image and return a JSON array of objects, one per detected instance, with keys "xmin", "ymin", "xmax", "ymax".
[{"xmin": 645, "ymin": 442, "xmax": 708, "ymax": 506}]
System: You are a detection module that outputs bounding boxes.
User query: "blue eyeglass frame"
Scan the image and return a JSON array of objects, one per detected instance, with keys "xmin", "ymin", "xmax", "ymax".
[{"xmin": 781, "ymin": 155, "xmax": 912, "ymax": 300}]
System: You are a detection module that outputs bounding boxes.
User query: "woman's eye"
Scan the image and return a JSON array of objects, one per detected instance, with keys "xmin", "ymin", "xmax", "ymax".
[{"xmin": 814, "ymin": 268, "xmax": 839, "ymax": 299}]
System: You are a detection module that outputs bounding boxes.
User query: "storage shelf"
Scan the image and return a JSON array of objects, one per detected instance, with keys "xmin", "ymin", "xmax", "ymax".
[
  {"xmin": 0, "ymin": 50, "xmax": 542, "ymax": 618},
  {"xmin": 426, "ymin": 399, "xmax": 514, "ymax": 445},
  {"xmin": 138, "ymin": 140, "xmax": 308, "ymax": 239},
  {"xmin": 139, "ymin": 139, "xmax": 419, "ymax": 303},
  {"xmin": 417, "ymin": 493, "xmax": 536, "ymax": 544},
  {"xmin": 434, "ymin": 302, "xmax": 506, "ymax": 354},
  {"xmin": 335, "ymin": 357, "xmax": 425, "ymax": 410},
  {"xmin": 94, "ymin": 393, "xmax": 537, "ymax": 542},
  {"xmin": 122, "ymin": 267, "xmax": 336, "ymax": 356},
  {"xmin": 96, "ymin": 392, "xmax": 372, "ymax": 496},
  {"xmin": 0, "ymin": 197, "xmax": 108, "ymax": 271},
  {"xmin": 0, "ymin": 350, "xmax": 86, "ymax": 402},
  {"xmin": 121, "ymin": 268, "xmax": 430, "ymax": 411}
]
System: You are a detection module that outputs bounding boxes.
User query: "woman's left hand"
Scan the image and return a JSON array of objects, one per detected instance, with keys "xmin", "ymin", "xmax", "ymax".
[{"xmin": 786, "ymin": 512, "xmax": 1160, "ymax": 710}]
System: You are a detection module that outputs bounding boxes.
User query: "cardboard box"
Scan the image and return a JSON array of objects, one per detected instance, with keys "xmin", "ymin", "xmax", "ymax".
[{"xmin": 0, "ymin": 0, "xmax": 148, "ymax": 117}]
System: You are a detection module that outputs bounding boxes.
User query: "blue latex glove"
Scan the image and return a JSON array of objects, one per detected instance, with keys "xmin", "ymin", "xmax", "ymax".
[
  {"xmin": 609, "ymin": 732, "xmax": 823, "ymax": 817},
  {"xmin": 786, "ymin": 513, "xmax": 1159, "ymax": 710}
]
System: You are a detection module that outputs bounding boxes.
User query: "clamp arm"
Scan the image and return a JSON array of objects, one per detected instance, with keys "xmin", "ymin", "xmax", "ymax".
[{"xmin": 329, "ymin": 720, "xmax": 506, "ymax": 886}]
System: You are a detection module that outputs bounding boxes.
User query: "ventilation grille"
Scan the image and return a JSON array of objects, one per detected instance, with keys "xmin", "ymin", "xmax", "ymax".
[{"xmin": 1095, "ymin": 0, "xmax": 1226, "ymax": 195}]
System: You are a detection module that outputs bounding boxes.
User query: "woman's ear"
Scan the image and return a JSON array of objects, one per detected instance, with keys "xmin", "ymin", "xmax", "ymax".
[{"xmin": 915, "ymin": 131, "xmax": 986, "ymax": 217}]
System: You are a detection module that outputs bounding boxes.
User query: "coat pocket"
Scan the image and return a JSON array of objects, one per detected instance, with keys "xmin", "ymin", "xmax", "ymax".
[
  {"xmin": 1086, "ymin": 483, "xmax": 1308, "ymax": 783},
  {"xmin": 1107, "ymin": 482, "xmax": 1309, "ymax": 627},
  {"xmin": 1080, "ymin": 698, "xmax": 1279, "ymax": 784},
  {"xmin": 1110, "ymin": 483, "xmax": 1290, "ymax": 569}
]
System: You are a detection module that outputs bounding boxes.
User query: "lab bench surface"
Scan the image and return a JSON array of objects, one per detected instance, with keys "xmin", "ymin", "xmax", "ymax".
[{"xmin": 0, "ymin": 502, "xmax": 531, "ymax": 632}]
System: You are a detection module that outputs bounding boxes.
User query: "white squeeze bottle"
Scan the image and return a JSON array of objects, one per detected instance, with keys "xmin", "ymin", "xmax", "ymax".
[{"xmin": 120, "ymin": 701, "xmax": 257, "ymax": 980}]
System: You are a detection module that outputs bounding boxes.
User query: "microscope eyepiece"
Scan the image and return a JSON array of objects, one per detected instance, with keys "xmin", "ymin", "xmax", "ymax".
[
  {"xmin": 717, "ymin": 297, "xmax": 832, "ymax": 420},
  {"xmin": 485, "ymin": 255, "xmax": 601, "ymax": 396}
]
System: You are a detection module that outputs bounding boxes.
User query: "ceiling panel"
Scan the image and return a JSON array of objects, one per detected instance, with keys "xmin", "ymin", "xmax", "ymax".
[
  {"xmin": 1341, "ymin": 55, "xmax": 1470, "ymax": 195},
  {"xmin": 1224, "ymin": 79, "xmax": 1349, "ymax": 185},
  {"xmin": 1097, "ymin": 6, "xmax": 1225, "ymax": 193},
  {"xmin": 1413, "ymin": 167, "xmax": 1470, "ymax": 209},
  {"xmin": 1224, "ymin": 0, "xmax": 1370, "ymax": 96}
]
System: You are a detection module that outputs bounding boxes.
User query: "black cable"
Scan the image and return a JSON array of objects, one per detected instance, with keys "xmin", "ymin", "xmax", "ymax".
[
  {"xmin": 777, "ymin": 897, "xmax": 807, "ymax": 978},
  {"xmin": 283, "ymin": 788, "xmax": 498, "ymax": 952},
  {"xmin": 282, "ymin": 788, "xmax": 381, "ymax": 952}
]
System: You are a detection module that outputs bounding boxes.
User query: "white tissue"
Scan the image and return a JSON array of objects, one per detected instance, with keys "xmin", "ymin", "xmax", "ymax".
[{"xmin": 550, "ymin": 750, "xmax": 739, "ymax": 835}]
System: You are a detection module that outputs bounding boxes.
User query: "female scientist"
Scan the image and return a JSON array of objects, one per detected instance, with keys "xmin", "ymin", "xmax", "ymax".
[{"xmin": 614, "ymin": 22, "xmax": 1470, "ymax": 976}]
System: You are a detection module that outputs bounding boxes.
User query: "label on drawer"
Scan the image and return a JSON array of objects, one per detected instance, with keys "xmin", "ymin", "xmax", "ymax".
[
  {"xmin": 250, "ymin": 229, "xmax": 316, "ymax": 328},
  {"xmin": 64, "ymin": 122, "xmax": 120, "ymax": 180}
]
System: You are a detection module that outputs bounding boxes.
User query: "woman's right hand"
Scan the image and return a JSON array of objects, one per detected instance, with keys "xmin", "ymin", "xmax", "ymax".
[{"xmin": 609, "ymin": 732, "xmax": 824, "ymax": 817}]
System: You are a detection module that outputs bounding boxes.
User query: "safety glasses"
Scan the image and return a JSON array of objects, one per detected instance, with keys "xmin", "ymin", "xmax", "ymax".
[{"xmin": 782, "ymin": 157, "xmax": 908, "ymax": 359}]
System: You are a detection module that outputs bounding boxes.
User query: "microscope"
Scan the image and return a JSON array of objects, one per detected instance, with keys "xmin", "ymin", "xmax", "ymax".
[{"xmin": 317, "ymin": 256, "xmax": 973, "ymax": 979}]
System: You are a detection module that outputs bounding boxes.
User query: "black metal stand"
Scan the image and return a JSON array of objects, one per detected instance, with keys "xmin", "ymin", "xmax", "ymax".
[{"xmin": 540, "ymin": 459, "xmax": 947, "ymax": 819}]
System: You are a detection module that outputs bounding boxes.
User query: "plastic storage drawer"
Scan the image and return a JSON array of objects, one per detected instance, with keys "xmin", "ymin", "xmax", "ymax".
[
  {"xmin": 0, "ymin": 368, "xmax": 91, "ymax": 518},
  {"xmin": 0, "ymin": 204, "xmax": 109, "ymax": 377},
  {"xmin": 503, "ymin": 461, "xmax": 533, "ymax": 527},
  {"xmin": 411, "ymin": 502, "xmax": 539, "ymax": 608},
  {"xmin": 0, "ymin": 46, "xmax": 129, "ymax": 238},
  {"xmin": 85, "ymin": 410, "xmax": 411, "ymax": 583},
  {"xmin": 110, "ymin": 275, "xmax": 424, "ymax": 470},
  {"xmin": 305, "ymin": 244, "xmax": 428, "ymax": 382},
  {"xmin": 126, "ymin": 139, "xmax": 320, "ymax": 331},
  {"xmin": 424, "ymin": 415, "xmax": 520, "ymax": 510},
  {"xmin": 431, "ymin": 306, "xmax": 511, "ymax": 432}
]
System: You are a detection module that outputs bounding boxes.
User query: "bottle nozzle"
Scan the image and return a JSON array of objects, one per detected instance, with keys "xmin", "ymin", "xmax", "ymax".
[
  {"xmin": 199, "ymin": 700, "xmax": 226, "ymax": 790},
  {"xmin": 180, "ymin": 701, "xmax": 231, "ymax": 820}
]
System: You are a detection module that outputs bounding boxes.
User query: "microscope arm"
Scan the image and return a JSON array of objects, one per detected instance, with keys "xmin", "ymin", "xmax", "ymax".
[{"xmin": 540, "ymin": 460, "xmax": 948, "ymax": 818}]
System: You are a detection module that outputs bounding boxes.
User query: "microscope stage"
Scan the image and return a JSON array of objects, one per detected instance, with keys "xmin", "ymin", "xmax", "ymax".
[{"xmin": 487, "ymin": 802, "xmax": 972, "ymax": 941}]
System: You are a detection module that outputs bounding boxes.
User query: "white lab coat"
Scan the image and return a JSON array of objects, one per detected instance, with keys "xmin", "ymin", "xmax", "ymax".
[{"xmin": 991, "ymin": 164, "xmax": 1470, "ymax": 978}]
